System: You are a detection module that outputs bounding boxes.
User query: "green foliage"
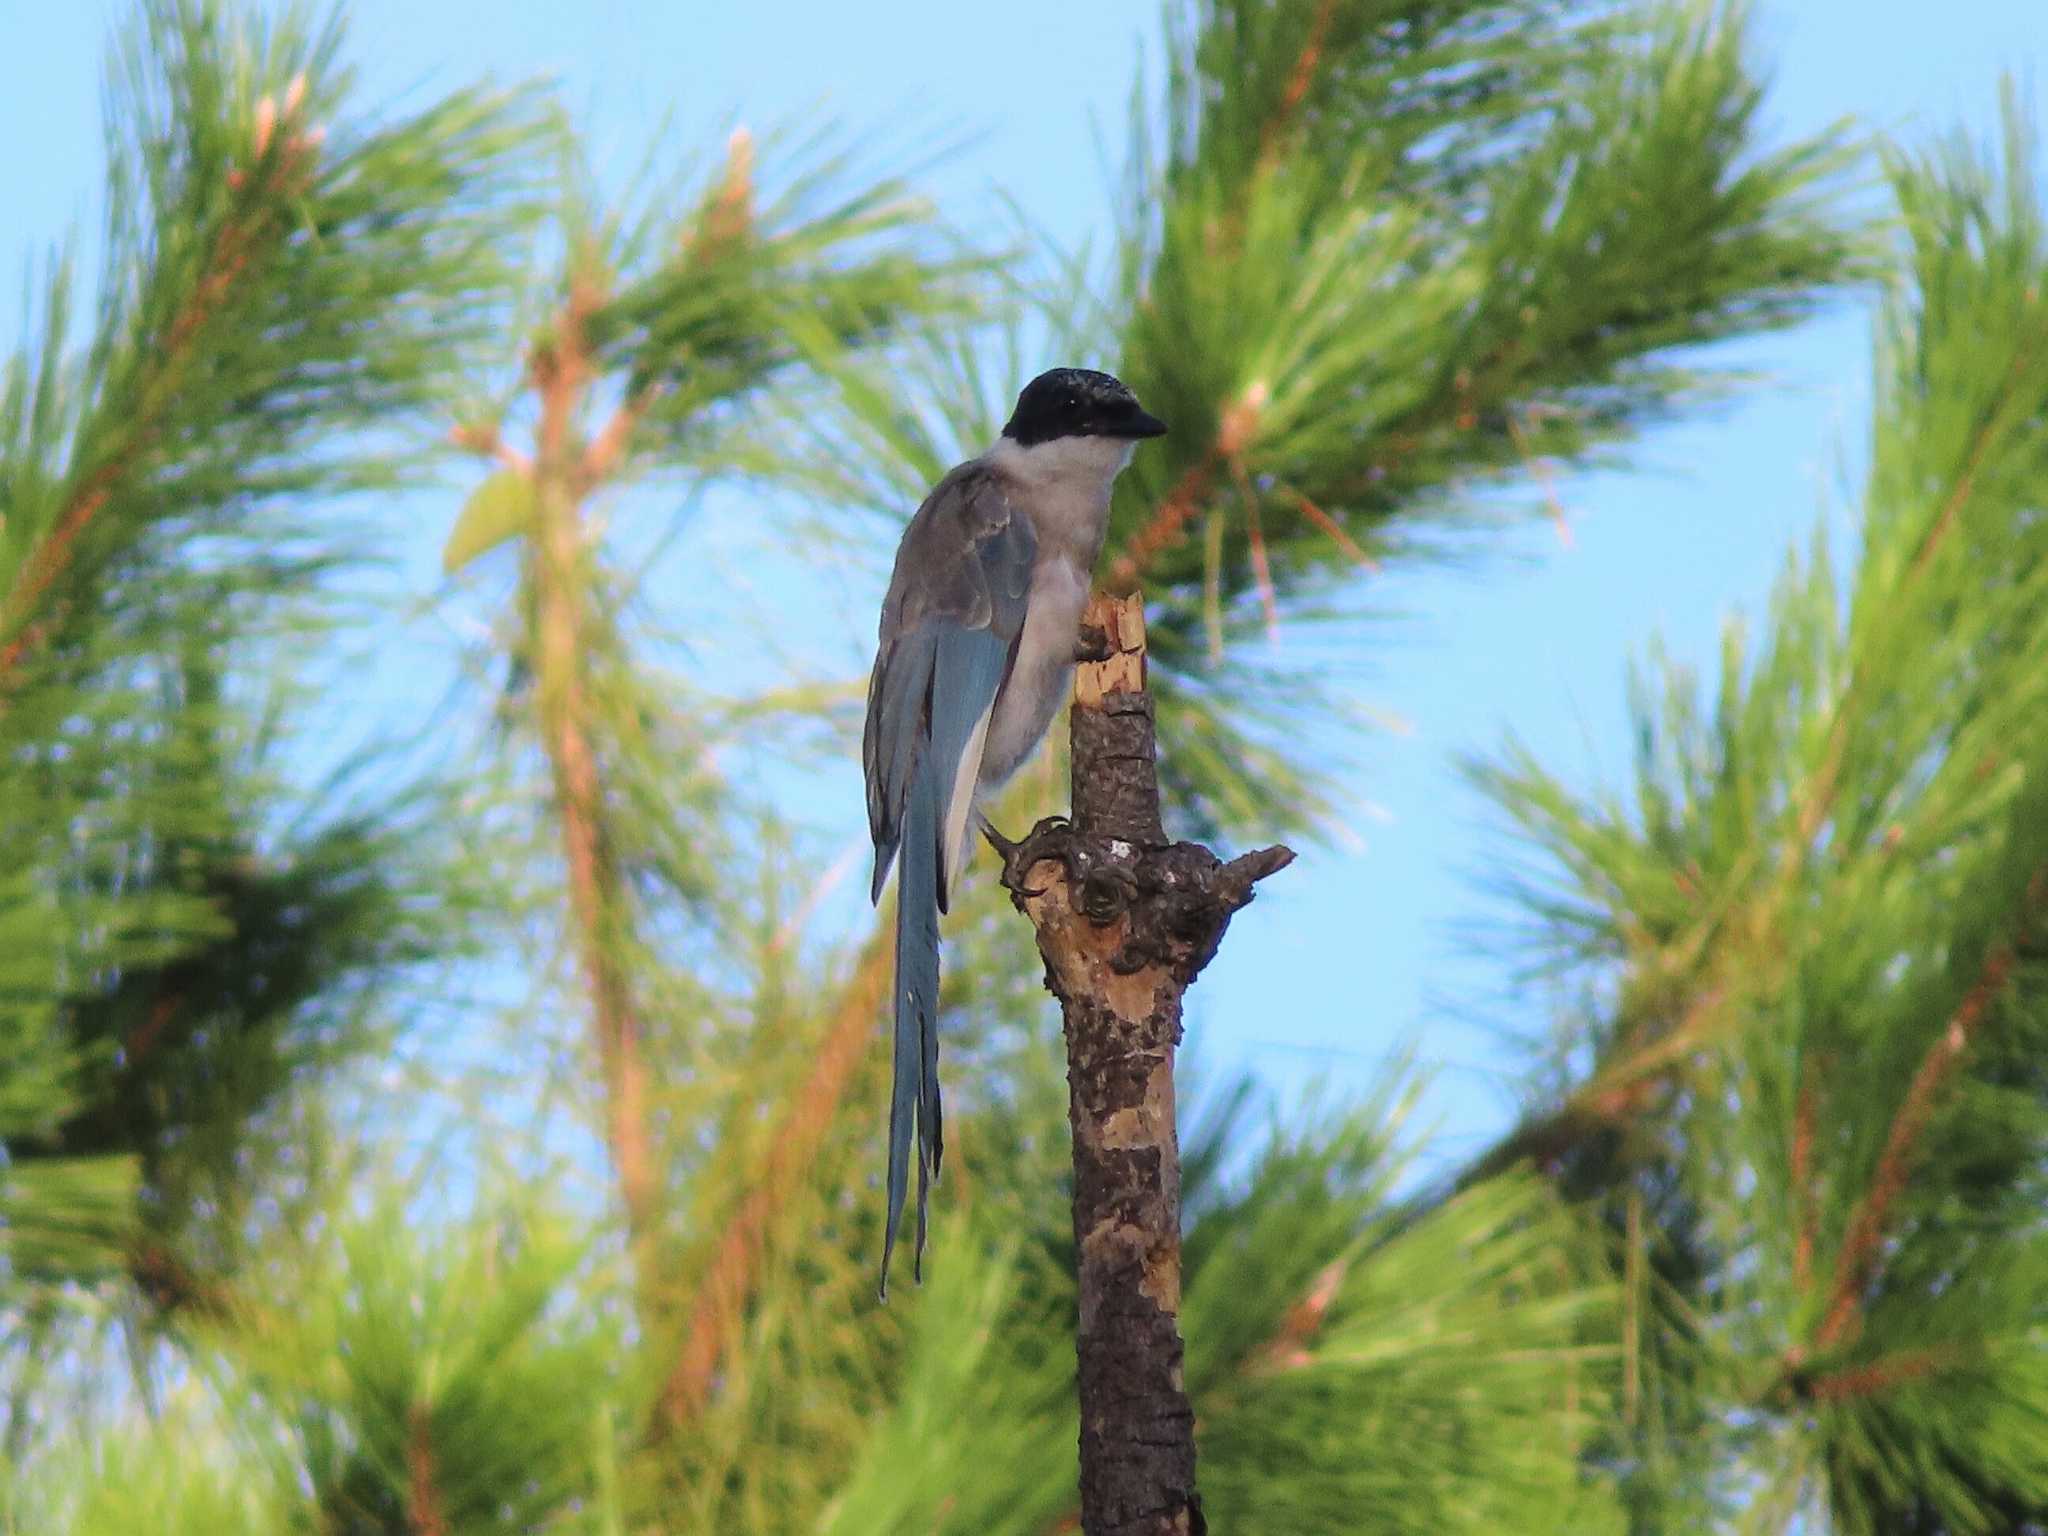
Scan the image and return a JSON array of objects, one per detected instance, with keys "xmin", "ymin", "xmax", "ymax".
[
  {"xmin": 1472, "ymin": 91, "xmax": 2048, "ymax": 1535},
  {"xmin": 1, "ymin": 0, "xmax": 547, "ymax": 661},
  {"xmin": 6, "ymin": 2, "xmax": 2039, "ymax": 1535},
  {"xmin": 0, "ymin": 1155, "xmax": 141, "ymax": 1289},
  {"xmin": 1183, "ymin": 1094, "xmax": 1624, "ymax": 1533},
  {"xmin": 810, "ymin": 1231, "xmax": 1075, "ymax": 1536},
  {"xmin": 0, "ymin": 0, "xmax": 548, "ymax": 1332},
  {"xmin": 6, "ymin": 1393, "xmax": 294, "ymax": 1536},
  {"xmin": 1100, "ymin": 0, "xmax": 1872, "ymax": 842},
  {"xmin": 6, "ymin": 1184, "xmax": 614, "ymax": 1535},
  {"xmin": 254, "ymin": 1190, "xmax": 618, "ymax": 1533},
  {"xmin": 805, "ymin": 0, "xmax": 1871, "ymax": 846},
  {"xmin": 581, "ymin": 131, "xmax": 981, "ymax": 471}
]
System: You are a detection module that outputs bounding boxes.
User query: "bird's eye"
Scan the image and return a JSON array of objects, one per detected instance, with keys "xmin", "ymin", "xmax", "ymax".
[{"xmin": 1064, "ymin": 394, "xmax": 1080, "ymax": 410}]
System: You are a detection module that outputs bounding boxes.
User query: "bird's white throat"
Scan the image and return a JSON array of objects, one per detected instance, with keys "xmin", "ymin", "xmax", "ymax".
[
  {"xmin": 987, "ymin": 432, "xmax": 1137, "ymax": 493},
  {"xmin": 985, "ymin": 432, "xmax": 1135, "ymax": 560}
]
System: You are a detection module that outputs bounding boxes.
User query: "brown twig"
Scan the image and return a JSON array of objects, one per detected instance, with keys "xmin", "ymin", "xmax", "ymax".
[
  {"xmin": 1791, "ymin": 709, "xmax": 1856, "ymax": 854},
  {"xmin": 129, "ymin": 1241, "xmax": 234, "ymax": 1320},
  {"xmin": 659, "ymin": 929, "xmax": 890, "ymax": 1428},
  {"xmin": 1906, "ymin": 338, "xmax": 2035, "ymax": 585},
  {"xmin": 579, "ymin": 383, "xmax": 658, "ymax": 492},
  {"xmin": 405, "ymin": 1403, "xmax": 449, "ymax": 1536},
  {"xmin": 1791, "ymin": 1067, "xmax": 1819, "ymax": 1293},
  {"xmin": 1225, "ymin": 451, "xmax": 1280, "ymax": 642},
  {"xmin": 1803, "ymin": 1347, "xmax": 1954, "ymax": 1402},
  {"xmin": 1257, "ymin": 0, "xmax": 1341, "ymax": 171},
  {"xmin": 1248, "ymin": 1259, "xmax": 1348, "ymax": 1376},
  {"xmin": 1814, "ymin": 874, "xmax": 2042, "ymax": 1348},
  {"xmin": 1245, "ymin": 498, "xmax": 1278, "ymax": 640},
  {"xmin": 1291, "ymin": 489, "xmax": 1378, "ymax": 571},
  {"xmin": 1506, "ymin": 410, "xmax": 1572, "ymax": 549},
  {"xmin": 123, "ymin": 993, "xmax": 183, "ymax": 1069},
  {"xmin": 448, "ymin": 420, "xmax": 532, "ymax": 476}
]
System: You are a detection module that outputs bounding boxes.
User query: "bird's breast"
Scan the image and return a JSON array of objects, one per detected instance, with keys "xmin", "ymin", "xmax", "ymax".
[
  {"xmin": 977, "ymin": 552, "xmax": 1092, "ymax": 790},
  {"xmin": 973, "ymin": 437, "xmax": 1124, "ymax": 789}
]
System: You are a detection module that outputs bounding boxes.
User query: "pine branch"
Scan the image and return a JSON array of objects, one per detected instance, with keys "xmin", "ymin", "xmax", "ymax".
[
  {"xmin": 659, "ymin": 928, "xmax": 889, "ymax": 1428},
  {"xmin": 2, "ymin": 2, "xmax": 548, "ymax": 696},
  {"xmin": 1801, "ymin": 1347, "xmax": 1955, "ymax": 1403},
  {"xmin": 214, "ymin": 1190, "xmax": 617, "ymax": 1533},
  {"xmin": 1791, "ymin": 1067, "xmax": 1818, "ymax": 1294},
  {"xmin": 1459, "ymin": 94, "xmax": 2048, "ymax": 1534},
  {"xmin": 2, "ymin": 4, "xmax": 550, "ymax": 1324},
  {"xmin": 1814, "ymin": 867, "xmax": 2047, "ymax": 1350},
  {"xmin": 527, "ymin": 292, "xmax": 662, "ymax": 1294},
  {"xmin": 1787, "ymin": 335, "xmax": 2040, "ymax": 856},
  {"xmin": 1071, "ymin": 0, "xmax": 1873, "ymax": 843},
  {"xmin": 1257, "ymin": 0, "xmax": 1341, "ymax": 170},
  {"xmin": 0, "ymin": 81, "xmax": 321, "ymax": 684},
  {"xmin": 1457, "ymin": 983, "xmax": 1728, "ymax": 1189}
]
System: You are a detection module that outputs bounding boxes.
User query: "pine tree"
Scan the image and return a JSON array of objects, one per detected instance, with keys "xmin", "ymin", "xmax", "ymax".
[
  {"xmin": 17, "ymin": 1, "xmax": 2038, "ymax": 1533},
  {"xmin": 0, "ymin": 0, "xmax": 550, "ymax": 1442},
  {"xmin": 1470, "ymin": 94, "xmax": 2048, "ymax": 1534}
]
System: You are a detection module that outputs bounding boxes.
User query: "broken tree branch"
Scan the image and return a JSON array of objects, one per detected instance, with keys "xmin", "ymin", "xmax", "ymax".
[{"xmin": 996, "ymin": 590, "xmax": 1292, "ymax": 1536}]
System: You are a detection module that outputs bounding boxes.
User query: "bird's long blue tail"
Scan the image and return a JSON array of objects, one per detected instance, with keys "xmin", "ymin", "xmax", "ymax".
[
  {"xmin": 882, "ymin": 759, "xmax": 941, "ymax": 1299},
  {"xmin": 877, "ymin": 628, "xmax": 1005, "ymax": 1300}
]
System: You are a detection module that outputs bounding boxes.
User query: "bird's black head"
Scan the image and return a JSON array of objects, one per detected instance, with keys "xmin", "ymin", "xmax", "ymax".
[{"xmin": 1001, "ymin": 368, "xmax": 1168, "ymax": 447}]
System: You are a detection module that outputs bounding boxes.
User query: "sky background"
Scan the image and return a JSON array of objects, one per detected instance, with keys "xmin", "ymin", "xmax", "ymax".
[{"xmin": 4, "ymin": 1, "xmax": 2044, "ymax": 1172}]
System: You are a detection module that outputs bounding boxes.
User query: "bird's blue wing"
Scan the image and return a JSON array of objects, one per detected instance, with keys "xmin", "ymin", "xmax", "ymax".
[{"xmin": 862, "ymin": 462, "xmax": 1034, "ymax": 1296}]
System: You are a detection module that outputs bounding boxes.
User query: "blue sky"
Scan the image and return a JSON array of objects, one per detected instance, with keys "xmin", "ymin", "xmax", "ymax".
[{"xmin": 4, "ymin": 2, "xmax": 2044, "ymax": 1169}]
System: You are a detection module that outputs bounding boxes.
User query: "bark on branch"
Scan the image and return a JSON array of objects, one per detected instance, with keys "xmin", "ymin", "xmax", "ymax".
[
  {"xmin": 529, "ymin": 306, "xmax": 661, "ymax": 1307},
  {"xmin": 995, "ymin": 591, "xmax": 1292, "ymax": 1536}
]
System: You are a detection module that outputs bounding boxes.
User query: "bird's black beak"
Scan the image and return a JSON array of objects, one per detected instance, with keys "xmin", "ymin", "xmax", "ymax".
[{"xmin": 1108, "ymin": 404, "xmax": 1169, "ymax": 439}]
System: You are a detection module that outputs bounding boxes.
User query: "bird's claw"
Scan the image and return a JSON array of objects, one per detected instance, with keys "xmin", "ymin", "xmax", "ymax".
[
  {"xmin": 987, "ymin": 814, "xmax": 1075, "ymax": 897},
  {"xmin": 978, "ymin": 814, "xmax": 1021, "ymax": 860}
]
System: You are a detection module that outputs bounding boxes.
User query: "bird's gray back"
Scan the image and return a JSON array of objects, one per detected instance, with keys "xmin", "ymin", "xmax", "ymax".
[{"xmin": 875, "ymin": 460, "xmax": 1034, "ymax": 642}]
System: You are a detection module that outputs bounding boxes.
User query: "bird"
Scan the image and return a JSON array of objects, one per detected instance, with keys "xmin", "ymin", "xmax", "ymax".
[{"xmin": 862, "ymin": 367, "xmax": 1168, "ymax": 1297}]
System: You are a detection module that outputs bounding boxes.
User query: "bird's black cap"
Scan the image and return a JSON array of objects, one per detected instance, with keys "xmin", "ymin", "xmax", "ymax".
[{"xmin": 1001, "ymin": 367, "xmax": 1168, "ymax": 447}]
